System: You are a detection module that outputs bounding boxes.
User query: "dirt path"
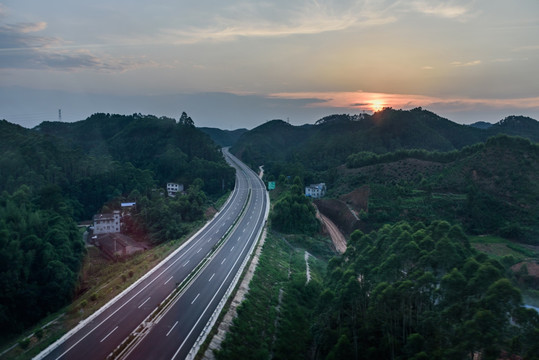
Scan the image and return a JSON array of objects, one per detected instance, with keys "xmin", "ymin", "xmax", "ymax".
[
  {"xmin": 305, "ymin": 251, "xmax": 311, "ymax": 283},
  {"xmin": 316, "ymin": 211, "xmax": 347, "ymax": 254}
]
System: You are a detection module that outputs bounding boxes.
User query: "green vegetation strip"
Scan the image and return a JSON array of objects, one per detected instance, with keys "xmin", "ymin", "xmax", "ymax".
[
  {"xmin": 107, "ymin": 190, "xmax": 252, "ymax": 360},
  {"xmin": 215, "ymin": 232, "xmax": 329, "ymax": 360}
]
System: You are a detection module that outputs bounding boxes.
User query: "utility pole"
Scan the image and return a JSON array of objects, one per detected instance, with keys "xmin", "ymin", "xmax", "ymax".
[{"xmin": 58, "ymin": 109, "xmax": 62, "ymax": 121}]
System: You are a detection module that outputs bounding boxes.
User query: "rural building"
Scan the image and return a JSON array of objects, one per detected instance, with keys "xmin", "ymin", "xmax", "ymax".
[
  {"xmin": 167, "ymin": 182, "xmax": 184, "ymax": 197},
  {"xmin": 93, "ymin": 233, "xmax": 147, "ymax": 261},
  {"xmin": 121, "ymin": 202, "xmax": 136, "ymax": 215},
  {"xmin": 305, "ymin": 183, "xmax": 327, "ymax": 198},
  {"xmin": 93, "ymin": 210, "xmax": 121, "ymax": 234}
]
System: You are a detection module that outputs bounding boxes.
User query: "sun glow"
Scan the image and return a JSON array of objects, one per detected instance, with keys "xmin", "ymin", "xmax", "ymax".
[{"xmin": 370, "ymin": 100, "xmax": 385, "ymax": 113}]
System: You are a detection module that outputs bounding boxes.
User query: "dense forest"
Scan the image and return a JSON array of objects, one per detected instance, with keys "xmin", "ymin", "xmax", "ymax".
[
  {"xmin": 35, "ymin": 112, "xmax": 235, "ymax": 201},
  {"xmin": 270, "ymin": 176, "xmax": 319, "ymax": 235},
  {"xmin": 0, "ymin": 186, "xmax": 84, "ymax": 336},
  {"xmin": 0, "ymin": 113, "xmax": 234, "ymax": 340},
  {"xmin": 314, "ymin": 221, "xmax": 539, "ymax": 359}
]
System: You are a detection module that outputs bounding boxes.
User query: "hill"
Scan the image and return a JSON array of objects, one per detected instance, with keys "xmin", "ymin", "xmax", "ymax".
[
  {"xmin": 487, "ymin": 115, "xmax": 539, "ymax": 142},
  {"xmin": 231, "ymin": 119, "xmax": 314, "ymax": 166},
  {"xmin": 334, "ymin": 135, "xmax": 539, "ymax": 243},
  {"xmin": 35, "ymin": 113, "xmax": 235, "ymax": 195},
  {"xmin": 0, "ymin": 119, "xmax": 88, "ymax": 194},
  {"xmin": 231, "ymin": 108, "xmax": 539, "ymax": 171},
  {"xmin": 469, "ymin": 121, "xmax": 493, "ymax": 129},
  {"xmin": 199, "ymin": 127, "xmax": 248, "ymax": 147}
]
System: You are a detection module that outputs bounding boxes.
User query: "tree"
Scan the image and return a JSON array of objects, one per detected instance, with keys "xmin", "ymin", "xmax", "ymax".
[
  {"xmin": 178, "ymin": 112, "xmax": 194, "ymax": 127},
  {"xmin": 313, "ymin": 221, "xmax": 528, "ymax": 360}
]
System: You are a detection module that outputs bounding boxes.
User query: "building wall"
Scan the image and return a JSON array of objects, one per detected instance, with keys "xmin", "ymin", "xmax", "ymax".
[
  {"xmin": 167, "ymin": 182, "xmax": 184, "ymax": 197},
  {"xmin": 93, "ymin": 210, "xmax": 121, "ymax": 235},
  {"xmin": 305, "ymin": 183, "xmax": 327, "ymax": 198}
]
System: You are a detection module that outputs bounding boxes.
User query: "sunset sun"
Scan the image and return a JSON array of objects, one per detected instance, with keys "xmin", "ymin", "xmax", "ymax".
[{"xmin": 370, "ymin": 100, "xmax": 385, "ymax": 113}]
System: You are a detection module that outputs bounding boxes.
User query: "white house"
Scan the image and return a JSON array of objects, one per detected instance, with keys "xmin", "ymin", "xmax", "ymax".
[
  {"xmin": 93, "ymin": 210, "xmax": 121, "ymax": 235},
  {"xmin": 305, "ymin": 183, "xmax": 327, "ymax": 198},
  {"xmin": 167, "ymin": 182, "xmax": 184, "ymax": 197}
]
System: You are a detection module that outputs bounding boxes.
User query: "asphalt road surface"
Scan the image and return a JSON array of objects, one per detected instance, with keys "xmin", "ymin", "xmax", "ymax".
[{"xmin": 36, "ymin": 149, "xmax": 269, "ymax": 360}]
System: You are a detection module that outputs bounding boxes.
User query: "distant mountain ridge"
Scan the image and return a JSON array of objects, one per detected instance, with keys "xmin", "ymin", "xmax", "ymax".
[
  {"xmin": 468, "ymin": 121, "xmax": 493, "ymax": 129},
  {"xmin": 199, "ymin": 127, "xmax": 248, "ymax": 147},
  {"xmin": 231, "ymin": 108, "xmax": 539, "ymax": 169}
]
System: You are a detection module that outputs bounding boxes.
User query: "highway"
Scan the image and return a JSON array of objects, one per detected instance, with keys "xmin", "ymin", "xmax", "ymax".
[{"xmin": 36, "ymin": 149, "xmax": 269, "ymax": 360}]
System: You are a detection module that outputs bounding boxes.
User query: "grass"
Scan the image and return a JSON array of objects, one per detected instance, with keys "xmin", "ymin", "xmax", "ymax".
[
  {"xmin": 470, "ymin": 235, "xmax": 539, "ymax": 261},
  {"xmin": 470, "ymin": 234, "xmax": 510, "ymax": 244},
  {"xmin": 215, "ymin": 231, "xmax": 332, "ymax": 360}
]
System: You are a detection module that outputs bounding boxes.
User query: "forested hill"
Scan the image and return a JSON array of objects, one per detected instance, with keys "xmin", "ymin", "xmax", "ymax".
[
  {"xmin": 231, "ymin": 119, "xmax": 314, "ymax": 166},
  {"xmin": 341, "ymin": 135, "xmax": 539, "ymax": 243},
  {"xmin": 199, "ymin": 127, "xmax": 248, "ymax": 147},
  {"xmin": 231, "ymin": 108, "xmax": 539, "ymax": 170},
  {"xmin": 35, "ymin": 113, "xmax": 232, "ymax": 188},
  {"xmin": 0, "ymin": 119, "xmax": 87, "ymax": 193}
]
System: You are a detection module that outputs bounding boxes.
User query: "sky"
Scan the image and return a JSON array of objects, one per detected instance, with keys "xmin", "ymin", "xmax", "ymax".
[{"xmin": 1, "ymin": 0, "xmax": 539, "ymax": 129}]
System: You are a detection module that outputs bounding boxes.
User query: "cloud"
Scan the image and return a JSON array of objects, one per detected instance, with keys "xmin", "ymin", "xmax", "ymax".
[
  {"xmin": 268, "ymin": 90, "xmax": 539, "ymax": 114},
  {"xmin": 411, "ymin": 0, "xmax": 473, "ymax": 19},
  {"xmin": 512, "ymin": 44, "xmax": 539, "ymax": 52},
  {"xmin": 16, "ymin": 22, "xmax": 47, "ymax": 33},
  {"xmin": 450, "ymin": 60, "xmax": 481, "ymax": 67},
  {"xmin": 0, "ymin": 22, "xmax": 57, "ymax": 50},
  {"xmin": 158, "ymin": 0, "xmax": 397, "ymax": 44},
  {"xmin": 0, "ymin": 20, "xmax": 146, "ymax": 71}
]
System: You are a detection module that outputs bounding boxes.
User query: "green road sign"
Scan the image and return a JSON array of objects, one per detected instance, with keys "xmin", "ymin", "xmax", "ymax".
[{"xmin": 268, "ymin": 181, "xmax": 275, "ymax": 190}]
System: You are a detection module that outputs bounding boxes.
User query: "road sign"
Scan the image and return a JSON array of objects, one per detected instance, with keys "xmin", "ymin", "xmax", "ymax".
[{"xmin": 268, "ymin": 181, "xmax": 275, "ymax": 190}]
